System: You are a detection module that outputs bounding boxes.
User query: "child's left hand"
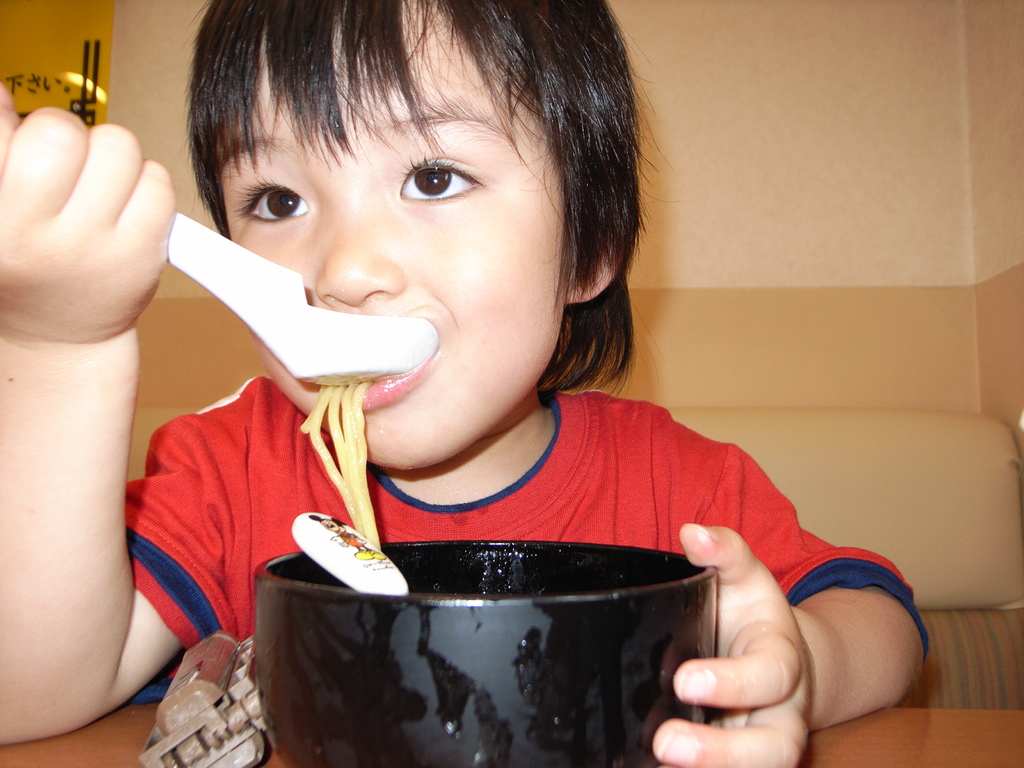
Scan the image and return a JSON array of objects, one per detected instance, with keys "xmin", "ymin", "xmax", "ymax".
[{"xmin": 654, "ymin": 524, "xmax": 811, "ymax": 768}]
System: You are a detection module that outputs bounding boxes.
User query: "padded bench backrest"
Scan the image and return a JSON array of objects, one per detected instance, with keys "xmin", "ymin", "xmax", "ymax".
[{"xmin": 669, "ymin": 407, "xmax": 1024, "ymax": 611}]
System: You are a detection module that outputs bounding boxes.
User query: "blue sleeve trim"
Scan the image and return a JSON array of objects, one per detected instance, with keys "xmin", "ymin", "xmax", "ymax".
[
  {"xmin": 788, "ymin": 558, "xmax": 929, "ymax": 658},
  {"xmin": 128, "ymin": 676, "xmax": 172, "ymax": 705},
  {"xmin": 126, "ymin": 529, "xmax": 222, "ymax": 640}
]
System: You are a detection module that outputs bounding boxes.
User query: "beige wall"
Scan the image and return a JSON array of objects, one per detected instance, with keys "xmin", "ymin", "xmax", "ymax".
[
  {"xmin": 966, "ymin": 1, "xmax": 1024, "ymax": 283},
  {"xmin": 109, "ymin": 0, "xmax": 210, "ymax": 297},
  {"xmin": 622, "ymin": 284, "xmax": 981, "ymax": 410},
  {"xmin": 611, "ymin": 0, "xmax": 1024, "ymax": 290},
  {"xmin": 110, "ymin": 0, "xmax": 1024, "ymax": 429},
  {"xmin": 616, "ymin": 0, "xmax": 974, "ymax": 289},
  {"xmin": 609, "ymin": 0, "xmax": 1022, "ymax": 426},
  {"xmin": 978, "ymin": 261, "xmax": 1024, "ymax": 431}
]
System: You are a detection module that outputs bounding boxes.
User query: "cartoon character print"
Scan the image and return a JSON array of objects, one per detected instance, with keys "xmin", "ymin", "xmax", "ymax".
[{"xmin": 309, "ymin": 514, "xmax": 387, "ymax": 561}]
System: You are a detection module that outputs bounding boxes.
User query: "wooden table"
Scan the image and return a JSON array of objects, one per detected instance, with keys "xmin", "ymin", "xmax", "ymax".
[
  {"xmin": 801, "ymin": 708, "xmax": 1024, "ymax": 767},
  {"xmin": 1, "ymin": 706, "xmax": 1021, "ymax": 767}
]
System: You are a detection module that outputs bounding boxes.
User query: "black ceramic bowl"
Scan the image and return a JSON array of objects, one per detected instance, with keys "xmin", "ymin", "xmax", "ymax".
[{"xmin": 255, "ymin": 541, "xmax": 716, "ymax": 768}]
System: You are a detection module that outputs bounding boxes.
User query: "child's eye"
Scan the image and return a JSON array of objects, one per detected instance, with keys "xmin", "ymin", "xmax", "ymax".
[
  {"xmin": 246, "ymin": 188, "xmax": 309, "ymax": 220},
  {"xmin": 402, "ymin": 164, "xmax": 475, "ymax": 200}
]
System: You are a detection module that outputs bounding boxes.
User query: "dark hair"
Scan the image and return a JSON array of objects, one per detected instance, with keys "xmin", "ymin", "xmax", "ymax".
[{"xmin": 189, "ymin": 0, "xmax": 642, "ymax": 395}]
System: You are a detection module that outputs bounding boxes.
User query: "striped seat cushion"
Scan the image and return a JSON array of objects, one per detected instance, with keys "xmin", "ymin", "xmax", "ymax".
[{"xmin": 901, "ymin": 608, "xmax": 1024, "ymax": 709}]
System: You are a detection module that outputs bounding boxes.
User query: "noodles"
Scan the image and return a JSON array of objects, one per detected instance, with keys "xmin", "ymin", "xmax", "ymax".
[{"xmin": 300, "ymin": 381, "xmax": 378, "ymax": 549}]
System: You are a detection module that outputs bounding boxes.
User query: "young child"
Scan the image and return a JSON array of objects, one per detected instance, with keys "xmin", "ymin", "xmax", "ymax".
[{"xmin": 0, "ymin": 0, "xmax": 924, "ymax": 764}]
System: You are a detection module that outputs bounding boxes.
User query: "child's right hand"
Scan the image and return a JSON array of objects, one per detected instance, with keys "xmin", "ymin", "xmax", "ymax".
[
  {"xmin": 0, "ymin": 88, "xmax": 174, "ymax": 349},
  {"xmin": 0, "ymin": 89, "xmax": 181, "ymax": 744}
]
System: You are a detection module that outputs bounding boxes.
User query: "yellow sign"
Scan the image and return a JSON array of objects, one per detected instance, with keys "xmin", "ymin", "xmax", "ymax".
[{"xmin": 0, "ymin": 0, "xmax": 114, "ymax": 124}]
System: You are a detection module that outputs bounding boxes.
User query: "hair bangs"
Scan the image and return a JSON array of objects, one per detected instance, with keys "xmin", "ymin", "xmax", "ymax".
[{"xmin": 190, "ymin": 0, "xmax": 431, "ymax": 233}]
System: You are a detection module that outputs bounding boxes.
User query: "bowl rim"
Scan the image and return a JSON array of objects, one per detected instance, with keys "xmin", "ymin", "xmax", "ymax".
[{"xmin": 256, "ymin": 540, "xmax": 716, "ymax": 605}]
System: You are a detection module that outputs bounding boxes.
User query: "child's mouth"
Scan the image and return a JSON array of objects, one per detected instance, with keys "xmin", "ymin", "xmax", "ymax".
[{"xmin": 361, "ymin": 352, "xmax": 436, "ymax": 411}]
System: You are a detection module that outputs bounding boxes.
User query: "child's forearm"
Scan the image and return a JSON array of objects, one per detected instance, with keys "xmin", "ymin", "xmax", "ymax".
[
  {"xmin": 793, "ymin": 587, "xmax": 923, "ymax": 731},
  {"xmin": 0, "ymin": 333, "xmax": 158, "ymax": 741}
]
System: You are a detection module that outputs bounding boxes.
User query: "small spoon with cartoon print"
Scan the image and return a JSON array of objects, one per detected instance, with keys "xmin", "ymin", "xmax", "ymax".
[
  {"xmin": 167, "ymin": 214, "xmax": 438, "ymax": 385},
  {"xmin": 292, "ymin": 513, "xmax": 410, "ymax": 596}
]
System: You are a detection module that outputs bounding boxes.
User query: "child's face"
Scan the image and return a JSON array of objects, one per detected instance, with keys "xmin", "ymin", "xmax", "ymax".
[{"xmin": 219, "ymin": 37, "xmax": 568, "ymax": 488}]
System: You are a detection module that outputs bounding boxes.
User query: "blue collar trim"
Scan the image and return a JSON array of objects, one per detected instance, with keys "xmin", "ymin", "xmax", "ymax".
[{"xmin": 372, "ymin": 398, "xmax": 561, "ymax": 514}]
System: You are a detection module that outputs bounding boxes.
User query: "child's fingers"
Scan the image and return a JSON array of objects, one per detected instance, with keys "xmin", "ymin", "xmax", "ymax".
[
  {"xmin": 0, "ymin": 108, "xmax": 89, "ymax": 219},
  {"xmin": 119, "ymin": 157, "xmax": 176, "ymax": 239},
  {"xmin": 65, "ymin": 122, "xmax": 148, "ymax": 227},
  {"xmin": 672, "ymin": 629, "xmax": 804, "ymax": 711},
  {"xmin": 677, "ymin": 523, "xmax": 809, "ymax": 711},
  {"xmin": 113, "ymin": 157, "xmax": 176, "ymax": 293},
  {"xmin": 653, "ymin": 709, "xmax": 807, "ymax": 768},
  {"xmin": 680, "ymin": 524, "xmax": 777, "ymax": 592},
  {"xmin": 64, "ymin": 123, "xmax": 175, "ymax": 260}
]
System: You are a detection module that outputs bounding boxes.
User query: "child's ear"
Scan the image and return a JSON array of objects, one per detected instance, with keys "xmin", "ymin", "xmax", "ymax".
[{"xmin": 565, "ymin": 262, "xmax": 615, "ymax": 305}]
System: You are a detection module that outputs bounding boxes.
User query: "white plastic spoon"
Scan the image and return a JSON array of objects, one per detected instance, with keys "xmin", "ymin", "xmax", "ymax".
[
  {"xmin": 292, "ymin": 512, "xmax": 410, "ymax": 596},
  {"xmin": 166, "ymin": 214, "xmax": 439, "ymax": 384}
]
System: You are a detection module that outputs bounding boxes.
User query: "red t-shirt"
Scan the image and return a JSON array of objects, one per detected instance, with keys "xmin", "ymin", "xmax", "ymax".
[{"xmin": 127, "ymin": 377, "xmax": 921, "ymax": 651}]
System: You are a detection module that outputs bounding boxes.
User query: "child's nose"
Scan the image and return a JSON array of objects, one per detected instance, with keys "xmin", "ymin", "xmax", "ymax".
[{"xmin": 312, "ymin": 220, "xmax": 407, "ymax": 309}]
